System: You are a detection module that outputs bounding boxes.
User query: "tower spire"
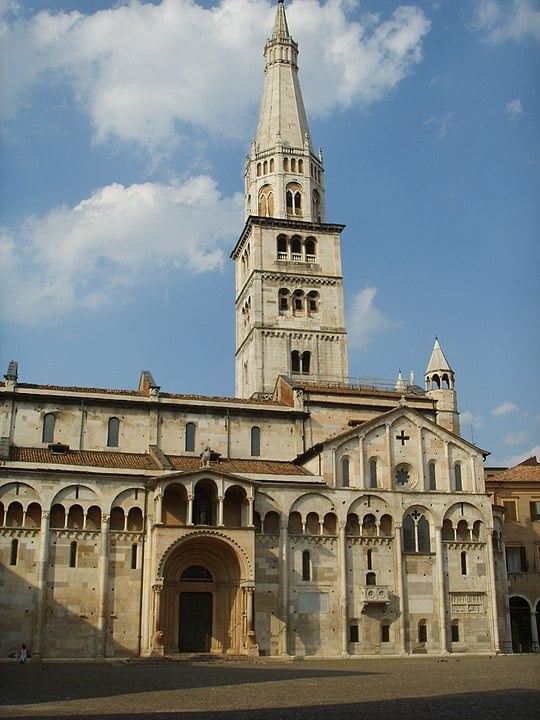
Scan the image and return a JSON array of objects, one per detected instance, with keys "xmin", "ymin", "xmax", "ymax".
[
  {"xmin": 425, "ymin": 338, "xmax": 460, "ymax": 434},
  {"xmin": 244, "ymin": 0, "xmax": 325, "ymax": 222}
]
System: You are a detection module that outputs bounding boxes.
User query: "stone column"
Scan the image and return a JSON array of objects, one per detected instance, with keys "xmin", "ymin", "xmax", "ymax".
[
  {"xmin": 187, "ymin": 493, "xmax": 194, "ymax": 525},
  {"xmin": 217, "ymin": 495, "xmax": 224, "ymax": 527},
  {"xmin": 434, "ymin": 525, "xmax": 448, "ymax": 654},
  {"xmin": 279, "ymin": 519, "xmax": 290, "ymax": 656},
  {"xmin": 151, "ymin": 582, "xmax": 164, "ymax": 655},
  {"xmin": 32, "ymin": 510, "xmax": 50, "ymax": 658},
  {"xmin": 97, "ymin": 513, "xmax": 110, "ymax": 658},
  {"xmin": 485, "ymin": 526, "xmax": 501, "ymax": 652},
  {"xmin": 530, "ymin": 611, "xmax": 539, "ymax": 645},
  {"xmin": 247, "ymin": 496, "xmax": 254, "ymax": 527},
  {"xmin": 338, "ymin": 522, "xmax": 349, "ymax": 655},
  {"xmin": 394, "ymin": 523, "xmax": 407, "ymax": 654},
  {"xmin": 155, "ymin": 492, "xmax": 163, "ymax": 524},
  {"xmin": 242, "ymin": 582, "xmax": 257, "ymax": 652}
]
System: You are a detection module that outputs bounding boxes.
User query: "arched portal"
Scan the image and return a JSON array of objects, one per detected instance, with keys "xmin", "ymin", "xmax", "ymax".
[
  {"xmin": 509, "ymin": 596, "xmax": 532, "ymax": 652},
  {"xmin": 158, "ymin": 535, "xmax": 247, "ymax": 654}
]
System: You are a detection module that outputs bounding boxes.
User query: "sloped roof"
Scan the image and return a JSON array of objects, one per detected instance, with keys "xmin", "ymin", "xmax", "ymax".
[
  {"xmin": 166, "ymin": 456, "xmax": 309, "ymax": 476},
  {"xmin": 485, "ymin": 456, "xmax": 540, "ymax": 485},
  {"xmin": 9, "ymin": 447, "xmax": 159, "ymax": 470}
]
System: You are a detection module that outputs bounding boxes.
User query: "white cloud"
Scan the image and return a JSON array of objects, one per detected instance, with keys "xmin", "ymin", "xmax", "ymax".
[
  {"xmin": 460, "ymin": 410, "xmax": 484, "ymax": 430},
  {"xmin": 472, "ymin": 0, "xmax": 540, "ymax": 43},
  {"xmin": 499, "ymin": 445, "xmax": 540, "ymax": 467},
  {"xmin": 0, "ymin": 0, "xmax": 430, "ymax": 149},
  {"xmin": 505, "ymin": 98, "xmax": 524, "ymax": 120},
  {"xmin": 423, "ymin": 112, "xmax": 453, "ymax": 141},
  {"xmin": 491, "ymin": 401, "xmax": 519, "ymax": 416},
  {"xmin": 504, "ymin": 430, "xmax": 531, "ymax": 445},
  {"xmin": 347, "ymin": 286, "xmax": 400, "ymax": 348},
  {"xmin": 0, "ymin": 176, "xmax": 242, "ymax": 323}
]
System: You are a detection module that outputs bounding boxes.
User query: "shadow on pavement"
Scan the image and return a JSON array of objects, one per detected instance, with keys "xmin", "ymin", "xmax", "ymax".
[
  {"xmin": 0, "ymin": 661, "xmax": 373, "ymax": 705},
  {"xmin": 3, "ymin": 689, "xmax": 540, "ymax": 720}
]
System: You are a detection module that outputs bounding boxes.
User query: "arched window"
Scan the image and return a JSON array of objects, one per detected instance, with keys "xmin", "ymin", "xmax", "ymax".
[
  {"xmin": 362, "ymin": 514, "xmax": 376, "ymax": 537},
  {"xmin": 460, "ymin": 551, "xmax": 467, "ymax": 575},
  {"xmin": 301, "ymin": 351, "xmax": 311, "ymax": 374},
  {"xmin": 286, "ymin": 185, "xmax": 302, "ymax": 217},
  {"xmin": 418, "ymin": 620, "xmax": 428, "ymax": 643},
  {"xmin": 293, "ymin": 289, "xmax": 304, "ymax": 312},
  {"xmin": 10, "ymin": 539, "xmax": 18, "ymax": 566},
  {"xmin": 283, "ymin": 157, "xmax": 289, "ymax": 171},
  {"xmin": 290, "ymin": 158, "xmax": 296, "ymax": 172},
  {"xmin": 256, "ymin": 162, "xmax": 261, "ymax": 177},
  {"xmin": 298, "ymin": 159, "xmax": 304, "ymax": 173},
  {"xmin": 277, "ymin": 234, "xmax": 288, "ymax": 259},
  {"xmin": 403, "ymin": 511, "xmax": 431, "ymax": 553},
  {"xmin": 42, "ymin": 413, "xmax": 55, "ymax": 443},
  {"xmin": 346, "ymin": 513, "xmax": 360, "ymax": 535},
  {"xmin": 67, "ymin": 504, "xmax": 83, "ymax": 529},
  {"xmin": 305, "ymin": 237, "xmax": 316, "ymax": 260},
  {"xmin": 367, "ymin": 549, "xmax": 373, "ymax": 570},
  {"xmin": 6, "ymin": 502, "xmax": 23, "ymax": 527},
  {"xmin": 342, "ymin": 457, "xmax": 350, "ymax": 487},
  {"xmin": 369, "ymin": 459, "xmax": 378, "ymax": 488},
  {"xmin": 264, "ymin": 511, "xmax": 280, "ymax": 534},
  {"xmin": 269, "ymin": 158, "xmax": 274, "ymax": 172},
  {"xmin": 323, "ymin": 512, "xmax": 337, "ymax": 535},
  {"xmin": 251, "ymin": 426, "xmax": 261, "ymax": 457},
  {"xmin": 366, "ymin": 571, "xmax": 376, "ymax": 586},
  {"xmin": 454, "ymin": 463, "xmax": 463, "ymax": 491},
  {"xmin": 193, "ymin": 482, "xmax": 215, "ymax": 526},
  {"xmin": 69, "ymin": 541, "xmax": 77, "ymax": 568},
  {"xmin": 312, "ymin": 190, "xmax": 321, "ymax": 222},
  {"xmin": 110, "ymin": 506, "xmax": 125, "ymax": 531},
  {"xmin": 302, "ymin": 550, "xmax": 311, "ymax": 581},
  {"xmin": 307, "ymin": 291, "xmax": 319, "ymax": 313},
  {"xmin": 291, "ymin": 350, "xmax": 301, "ymax": 372},
  {"xmin": 279, "ymin": 288, "xmax": 290, "ymax": 312},
  {"xmin": 381, "ymin": 622, "xmax": 390, "ymax": 643},
  {"xmin": 306, "ymin": 512, "xmax": 320, "ymax": 535},
  {"xmin": 263, "ymin": 160, "xmax": 268, "ymax": 174},
  {"xmin": 428, "ymin": 462, "xmax": 436, "ymax": 490},
  {"xmin": 107, "ymin": 417, "xmax": 119, "ymax": 448},
  {"xmin": 258, "ymin": 185, "xmax": 274, "ymax": 216},
  {"xmin": 185, "ymin": 422, "xmax": 196, "ymax": 452},
  {"xmin": 127, "ymin": 507, "xmax": 143, "ymax": 531}
]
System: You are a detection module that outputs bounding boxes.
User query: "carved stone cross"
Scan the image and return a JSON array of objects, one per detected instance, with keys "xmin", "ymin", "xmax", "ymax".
[{"xmin": 396, "ymin": 429, "xmax": 410, "ymax": 445}]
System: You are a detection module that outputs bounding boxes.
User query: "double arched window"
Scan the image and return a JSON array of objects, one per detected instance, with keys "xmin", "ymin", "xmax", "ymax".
[
  {"xmin": 286, "ymin": 183, "xmax": 302, "ymax": 217},
  {"xmin": 291, "ymin": 350, "xmax": 311, "ymax": 374},
  {"xmin": 403, "ymin": 510, "xmax": 431, "ymax": 553},
  {"xmin": 258, "ymin": 184, "xmax": 274, "ymax": 216}
]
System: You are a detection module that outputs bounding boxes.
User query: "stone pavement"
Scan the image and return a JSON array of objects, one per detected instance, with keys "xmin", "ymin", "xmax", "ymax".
[{"xmin": 1, "ymin": 654, "xmax": 539, "ymax": 720}]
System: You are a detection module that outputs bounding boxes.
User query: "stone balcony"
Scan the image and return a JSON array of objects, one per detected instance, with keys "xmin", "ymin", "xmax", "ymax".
[{"xmin": 359, "ymin": 585, "xmax": 390, "ymax": 609}]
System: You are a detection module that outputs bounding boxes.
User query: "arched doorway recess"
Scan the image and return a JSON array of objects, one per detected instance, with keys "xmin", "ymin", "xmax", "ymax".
[{"xmin": 157, "ymin": 534, "xmax": 252, "ymax": 654}]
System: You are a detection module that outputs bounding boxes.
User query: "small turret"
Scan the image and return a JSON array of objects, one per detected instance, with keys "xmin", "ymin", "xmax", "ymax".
[{"xmin": 425, "ymin": 338, "xmax": 460, "ymax": 434}]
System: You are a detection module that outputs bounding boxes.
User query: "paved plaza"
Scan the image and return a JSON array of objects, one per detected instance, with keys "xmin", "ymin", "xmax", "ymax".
[{"xmin": 1, "ymin": 654, "xmax": 539, "ymax": 720}]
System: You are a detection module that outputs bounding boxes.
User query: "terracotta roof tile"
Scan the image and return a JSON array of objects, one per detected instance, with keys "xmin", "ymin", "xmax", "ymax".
[
  {"xmin": 485, "ymin": 457, "xmax": 540, "ymax": 484},
  {"xmin": 10, "ymin": 447, "xmax": 158, "ymax": 470},
  {"xmin": 166, "ymin": 456, "xmax": 309, "ymax": 475}
]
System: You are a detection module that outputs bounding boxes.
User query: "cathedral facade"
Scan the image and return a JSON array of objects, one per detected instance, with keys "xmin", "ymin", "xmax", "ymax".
[{"xmin": 0, "ymin": 1, "xmax": 510, "ymax": 659}]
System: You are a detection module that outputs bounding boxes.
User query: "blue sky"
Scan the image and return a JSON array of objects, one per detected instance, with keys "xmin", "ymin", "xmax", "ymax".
[{"xmin": 0, "ymin": 0, "xmax": 538, "ymax": 467}]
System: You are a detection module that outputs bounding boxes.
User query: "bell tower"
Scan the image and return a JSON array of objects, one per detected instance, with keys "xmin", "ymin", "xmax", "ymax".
[
  {"xmin": 425, "ymin": 338, "xmax": 460, "ymax": 434},
  {"xmin": 232, "ymin": 0, "xmax": 349, "ymax": 398}
]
